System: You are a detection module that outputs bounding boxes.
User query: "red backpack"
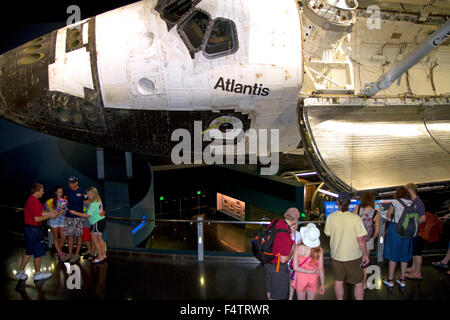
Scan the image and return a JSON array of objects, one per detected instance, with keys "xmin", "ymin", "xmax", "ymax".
[{"xmin": 418, "ymin": 212, "xmax": 442, "ymax": 243}]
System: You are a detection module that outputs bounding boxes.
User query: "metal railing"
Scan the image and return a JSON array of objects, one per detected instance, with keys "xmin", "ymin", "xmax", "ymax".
[
  {"xmin": 106, "ymin": 216, "xmax": 325, "ymax": 261},
  {"xmin": 105, "ymin": 216, "xmax": 396, "ymax": 263},
  {"xmin": 9, "ymin": 205, "xmax": 442, "ymax": 263}
]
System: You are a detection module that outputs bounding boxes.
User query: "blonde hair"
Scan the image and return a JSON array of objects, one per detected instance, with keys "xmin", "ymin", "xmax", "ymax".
[
  {"xmin": 310, "ymin": 246, "xmax": 322, "ymax": 261},
  {"xmin": 405, "ymin": 183, "xmax": 418, "ymax": 195},
  {"xmin": 87, "ymin": 186, "xmax": 102, "ymax": 203}
]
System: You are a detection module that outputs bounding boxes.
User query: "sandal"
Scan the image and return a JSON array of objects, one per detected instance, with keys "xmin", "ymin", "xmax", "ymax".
[
  {"xmin": 405, "ymin": 273, "xmax": 423, "ymax": 280},
  {"xmin": 396, "ymin": 278, "xmax": 406, "ymax": 288},
  {"xmin": 87, "ymin": 255, "xmax": 96, "ymax": 261},
  {"xmin": 93, "ymin": 258, "xmax": 105, "ymax": 264},
  {"xmin": 382, "ymin": 277, "xmax": 394, "ymax": 288},
  {"xmin": 82, "ymin": 253, "xmax": 92, "ymax": 259},
  {"xmin": 432, "ymin": 261, "xmax": 448, "ymax": 269}
]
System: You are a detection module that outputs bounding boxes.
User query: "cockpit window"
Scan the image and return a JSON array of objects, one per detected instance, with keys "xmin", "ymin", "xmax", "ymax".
[
  {"xmin": 161, "ymin": 0, "xmax": 194, "ymax": 23},
  {"xmin": 156, "ymin": 1, "xmax": 240, "ymax": 59},
  {"xmin": 179, "ymin": 10, "xmax": 211, "ymax": 50},
  {"xmin": 203, "ymin": 18, "xmax": 239, "ymax": 58}
]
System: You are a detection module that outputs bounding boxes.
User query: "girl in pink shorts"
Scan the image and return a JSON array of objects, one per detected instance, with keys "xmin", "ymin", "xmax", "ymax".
[{"xmin": 291, "ymin": 223, "xmax": 325, "ymax": 300}]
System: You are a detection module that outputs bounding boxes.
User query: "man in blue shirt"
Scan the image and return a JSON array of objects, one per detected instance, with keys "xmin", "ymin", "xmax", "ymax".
[{"xmin": 63, "ymin": 176, "xmax": 89, "ymax": 264}]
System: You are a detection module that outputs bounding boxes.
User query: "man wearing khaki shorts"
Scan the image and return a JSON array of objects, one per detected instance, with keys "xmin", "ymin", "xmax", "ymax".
[{"xmin": 324, "ymin": 192, "xmax": 369, "ymax": 300}]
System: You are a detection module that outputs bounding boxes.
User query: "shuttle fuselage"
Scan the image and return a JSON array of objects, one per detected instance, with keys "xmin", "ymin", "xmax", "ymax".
[{"xmin": 0, "ymin": 0, "xmax": 303, "ymax": 156}]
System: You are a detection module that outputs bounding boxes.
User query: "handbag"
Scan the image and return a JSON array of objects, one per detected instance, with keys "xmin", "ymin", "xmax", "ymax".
[{"xmin": 418, "ymin": 212, "xmax": 442, "ymax": 243}]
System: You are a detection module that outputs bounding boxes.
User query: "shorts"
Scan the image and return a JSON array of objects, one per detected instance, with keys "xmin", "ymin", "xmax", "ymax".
[
  {"xmin": 24, "ymin": 225, "xmax": 46, "ymax": 258},
  {"xmin": 366, "ymin": 237, "xmax": 374, "ymax": 251},
  {"xmin": 82, "ymin": 228, "xmax": 91, "ymax": 242},
  {"xmin": 82, "ymin": 218, "xmax": 91, "ymax": 228},
  {"xmin": 292, "ymin": 271, "xmax": 319, "ymax": 293},
  {"xmin": 330, "ymin": 257, "xmax": 364, "ymax": 285},
  {"xmin": 90, "ymin": 218, "xmax": 106, "ymax": 235},
  {"xmin": 64, "ymin": 217, "xmax": 84, "ymax": 237},
  {"xmin": 264, "ymin": 263, "xmax": 289, "ymax": 300},
  {"xmin": 412, "ymin": 235, "xmax": 425, "ymax": 256},
  {"xmin": 48, "ymin": 215, "xmax": 64, "ymax": 228}
]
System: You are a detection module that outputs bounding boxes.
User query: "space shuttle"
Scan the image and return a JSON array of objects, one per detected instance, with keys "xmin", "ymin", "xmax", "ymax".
[{"xmin": 0, "ymin": 0, "xmax": 449, "ymax": 193}]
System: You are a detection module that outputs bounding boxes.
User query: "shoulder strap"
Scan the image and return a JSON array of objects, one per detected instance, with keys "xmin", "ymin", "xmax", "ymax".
[
  {"xmin": 279, "ymin": 219, "xmax": 290, "ymax": 233},
  {"xmin": 299, "ymin": 256, "xmax": 311, "ymax": 267},
  {"xmin": 269, "ymin": 219, "xmax": 289, "ymax": 234},
  {"xmin": 373, "ymin": 209, "xmax": 379, "ymax": 220}
]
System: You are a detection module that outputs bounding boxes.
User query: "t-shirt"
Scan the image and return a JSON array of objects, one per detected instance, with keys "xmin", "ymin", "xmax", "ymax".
[
  {"xmin": 413, "ymin": 197, "xmax": 426, "ymax": 217},
  {"xmin": 269, "ymin": 219, "xmax": 292, "ymax": 264},
  {"xmin": 87, "ymin": 201, "xmax": 105, "ymax": 225},
  {"xmin": 44, "ymin": 197, "xmax": 68, "ymax": 216},
  {"xmin": 324, "ymin": 211, "xmax": 367, "ymax": 261},
  {"xmin": 65, "ymin": 187, "xmax": 86, "ymax": 218},
  {"xmin": 24, "ymin": 195, "xmax": 43, "ymax": 226},
  {"xmin": 391, "ymin": 198, "xmax": 413, "ymax": 223},
  {"xmin": 292, "ymin": 231, "xmax": 301, "ymax": 245}
]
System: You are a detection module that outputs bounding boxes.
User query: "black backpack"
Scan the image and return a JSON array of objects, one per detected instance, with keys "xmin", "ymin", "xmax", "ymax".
[
  {"xmin": 395, "ymin": 199, "xmax": 420, "ymax": 238},
  {"xmin": 251, "ymin": 219, "xmax": 289, "ymax": 264}
]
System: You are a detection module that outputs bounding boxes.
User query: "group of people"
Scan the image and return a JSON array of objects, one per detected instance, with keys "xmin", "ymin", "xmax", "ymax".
[
  {"xmin": 263, "ymin": 182, "xmax": 441, "ymax": 300},
  {"xmin": 15, "ymin": 176, "xmax": 107, "ymax": 281},
  {"xmin": 382, "ymin": 183, "xmax": 426, "ymax": 287},
  {"xmin": 14, "ymin": 176, "xmax": 449, "ymax": 296}
]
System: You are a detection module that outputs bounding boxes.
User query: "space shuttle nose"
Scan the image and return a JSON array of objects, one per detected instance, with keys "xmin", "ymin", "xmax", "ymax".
[
  {"xmin": 0, "ymin": 34, "xmax": 54, "ymax": 128},
  {"xmin": 0, "ymin": 28, "xmax": 107, "ymax": 141}
]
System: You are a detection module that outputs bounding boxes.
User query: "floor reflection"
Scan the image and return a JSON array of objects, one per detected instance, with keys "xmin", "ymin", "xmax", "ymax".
[{"xmin": 1, "ymin": 236, "xmax": 449, "ymax": 300}]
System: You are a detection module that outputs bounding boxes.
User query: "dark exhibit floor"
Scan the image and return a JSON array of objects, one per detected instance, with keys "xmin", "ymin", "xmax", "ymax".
[{"xmin": 1, "ymin": 234, "xmax": 449, "ymax": 300}]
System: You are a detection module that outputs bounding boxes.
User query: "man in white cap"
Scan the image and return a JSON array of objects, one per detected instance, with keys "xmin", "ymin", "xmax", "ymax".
[{"xmin": 324, "ymin": 192, "xmax": 369, "ymax": 300}]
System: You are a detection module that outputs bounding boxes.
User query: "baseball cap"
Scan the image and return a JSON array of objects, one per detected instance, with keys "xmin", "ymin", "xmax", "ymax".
[
  {"xmin": 337, "ymin": 192, "xmax": 351, "ymax": 202},
  {"xmin": 67, "ymin": 176, "xmax": 79, "ymax": 184}
]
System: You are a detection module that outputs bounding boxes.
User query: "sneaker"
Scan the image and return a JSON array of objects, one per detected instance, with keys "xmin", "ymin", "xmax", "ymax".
[
  {"xmin": 33, "ymin": 272, "xmax": 52, "ymax": 281},
  {"xmin": 15, "ymin": 270, "xmax": 28, "ymax": 280},
  {"xmin": 382, "ymin": 278, "xmax": 394, "ymax": 288},
  {"xmin": 60, "ymin": 254, "xmax": 71, "ymax": 263},
  {"xmin": 396, "ymin": 278, "xmax": 406, "ymax": 288},
  {"xmin": 69, "ymin": 255, "xmax": 80, "ymax": 264}
]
